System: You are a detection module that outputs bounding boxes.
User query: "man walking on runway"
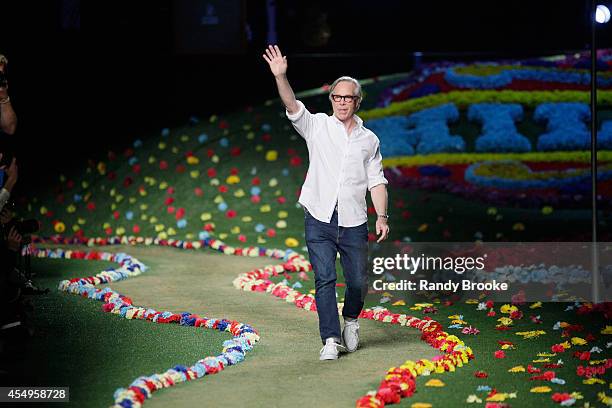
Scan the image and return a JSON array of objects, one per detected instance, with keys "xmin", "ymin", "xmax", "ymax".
[{"xmin": 263, "ymin": 45, "xmax": 390, "ymax": 360}]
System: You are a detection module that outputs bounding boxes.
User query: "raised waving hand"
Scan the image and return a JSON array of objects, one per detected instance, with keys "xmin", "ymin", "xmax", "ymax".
[{"xmin": 263, "ymin": 45, "xmax": 287, "ymax": 77}]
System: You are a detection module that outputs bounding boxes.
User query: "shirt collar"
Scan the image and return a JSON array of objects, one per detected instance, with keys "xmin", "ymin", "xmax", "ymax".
[{"xmin": 331, "ymin": 113, "xmax": 364, "ymax": 130}]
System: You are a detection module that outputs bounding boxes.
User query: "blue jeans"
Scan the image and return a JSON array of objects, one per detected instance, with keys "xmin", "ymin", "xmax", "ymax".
[{"xmin": 304, "ymin": 206, "xmax": 368, "ymax": 344}]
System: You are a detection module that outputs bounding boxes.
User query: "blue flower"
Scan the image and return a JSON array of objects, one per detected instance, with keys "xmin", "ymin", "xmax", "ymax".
[{"xmin": 198, "ymin": 133, "xmax": 209, "ymax": 144}]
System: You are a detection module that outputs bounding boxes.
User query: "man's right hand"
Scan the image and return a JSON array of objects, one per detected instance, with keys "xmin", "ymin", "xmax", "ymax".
[{"xmin": 263, "ymin": 45, "xmax": 288, "ymax": 77}]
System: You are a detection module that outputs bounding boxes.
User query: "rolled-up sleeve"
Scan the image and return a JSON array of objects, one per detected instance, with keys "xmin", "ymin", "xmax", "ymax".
[
  {"xmin": 286, "ymin": 100, "xmax": 315, "ymax": 141},
  {"xmin": 366, "ymin": 141, "xmax": 388, "ymax": 191}
]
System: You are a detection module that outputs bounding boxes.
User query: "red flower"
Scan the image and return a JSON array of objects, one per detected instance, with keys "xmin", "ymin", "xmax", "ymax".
[
  {"xmin": 250, "ymin": 195, "xmax": 261, "ymax": 204},
  {"xmin": 164, "ymin": 197, "xmax": 175, "ymax": 206},
  {"xmin": 474, "ymin": 370, "xmax": 488, "ymax": 378},
  {"xmin": 251, "ymin": 176, "xmax": 260, "ymax": 185},
  {"xmin": 132, "ymin": 164, "xmax": 141, "ymax": 174},
  {"xmin": 203, "ymin": 223, "xmax": 215, "ymax": 232},
  {"xmin": 486, "ymin": 300, "xmax": 494, "ymax": 308},
  {"xmin": 167, "ymin": 206, "xmax": 175, "ymax": 214},
  {"xmin": 132, "ymin": 225, "xmax": 140, "ymax": 234},
  {"xmin": 510, "ymin": 310, "xmax": 523, "ymax": 319},
  {"xmin": 266, "ymin": 228, "xmax": 276, "ymax": 237},
  {"xmin": 494, "ymin": 350, "xmax": 506, "ymax": 359},
  {"xmin": 551, "ymin": 344, "xmax": 565, "ymax": 353},
  {"xmin": 230, "ymin": 147, "xmax": 241, "ymax": 157},
  {"xmin": 262, "ymin": 133, "xmax": 271, "ymax": 142},
  {"xmin": 218, "ymin": 185, "xmax": 229, "ymax": 193},
  {"xmin": 159, "ymin": 160, "xmax": 168, "ymax": 170},
  {"xmin": 277, "ymin": 196, "xmax": 286, "ymax": 204},
  {"xmin": 552, "ymin": 393, "xmax": 572, "ymax": 403},
  {"xmin": 289, "ymin": 156, "xmax": 302, "ymax": 166},
  {"xmin": 207, "ymin": 168, "xmax": 217, "ymax": 178},
  {"xmin": 113, "ymin": 211, "xmax": 120, "ymax": 220},
  {"xmin": 207, "ymin": 149, "xmax": 215, "ymax": 158},
  {"xmin": 175, "ymin": 164, "xmax": 186, "ymax": 173},
  {"xmin": 226, "ymin": 209, "xmax": 237, "ymax": 218},
  {"xmin": 87, "ymin": 202, "xmax": 96, "ymax": 212},
  {"xmin": 175, "ymin": 208, "xmax": 185, "ymax": 220},
  {"xmin": 527, "ymin": 364, "xmax": 541, "ymax": 374},
  {"xmin": 238, "ymin": 234, "xmax": 247, "ymax": 242}
]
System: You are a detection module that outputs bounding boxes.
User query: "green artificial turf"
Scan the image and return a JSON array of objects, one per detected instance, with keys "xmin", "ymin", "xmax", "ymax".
[
  {"xmin": 269, "ymin": 267, "xmax": 610, "ymax": 407},
  {"xmin": 7, "ymin": 257, "xmax": 230, "ymax": 407}
]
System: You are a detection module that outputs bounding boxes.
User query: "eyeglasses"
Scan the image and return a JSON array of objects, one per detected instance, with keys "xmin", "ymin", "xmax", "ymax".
[{"xmin": 331, "ymin": 94, "xmax": 359, "ymax": 103}]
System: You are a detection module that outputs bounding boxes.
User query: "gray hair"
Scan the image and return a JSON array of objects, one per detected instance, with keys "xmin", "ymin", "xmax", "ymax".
[{"xmin": 328, "ymin": 76, "xmax": 362, "ymax": 110}]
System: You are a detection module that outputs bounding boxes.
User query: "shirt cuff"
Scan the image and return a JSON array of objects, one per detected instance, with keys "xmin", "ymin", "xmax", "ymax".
[
  {"xmin": 286, "ymin": 100, "xmax": 305, "ymax": 122},
  {"xmin": 368, "ymin": 178, "xmax": 388, "ymax": 191}
]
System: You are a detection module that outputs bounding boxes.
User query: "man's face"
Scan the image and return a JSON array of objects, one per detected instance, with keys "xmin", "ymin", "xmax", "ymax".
[{"xmin": 331, "ymin": 81, "xmax": 359, "ymax": 122}]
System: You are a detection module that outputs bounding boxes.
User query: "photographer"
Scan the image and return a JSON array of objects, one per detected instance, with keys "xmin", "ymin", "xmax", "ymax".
[
  {"xmin": 0, "ymin": 156, "xmax": 22, "ymax": 332},
  {"xmin": 0, "ymin": 54, "xmax": 17, "ymax": 135}
]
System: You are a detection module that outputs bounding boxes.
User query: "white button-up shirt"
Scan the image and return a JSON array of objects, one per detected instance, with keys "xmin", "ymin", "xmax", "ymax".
[{"xmin": 286, "ymin": 100, "xmax": 388, "ymax": 227}]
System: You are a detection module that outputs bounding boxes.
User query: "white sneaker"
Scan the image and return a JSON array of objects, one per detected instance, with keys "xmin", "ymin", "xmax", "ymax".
[
  {"xmin": 319, "ymin": 338, "xmax": 343, "ymax": 360},
  {"xmin": 342, "ymin": 319, "xmax": 360, "ymax": 352}
]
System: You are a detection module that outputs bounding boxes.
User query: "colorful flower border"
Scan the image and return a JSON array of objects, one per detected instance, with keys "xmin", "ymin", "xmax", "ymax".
[
  {"xmin": 34, "ymin": 235, "xmax": 473, "ymax": 407},
  {"xmin": 33, "ymin": 245, "xmax": 261, "ymax": 408}
]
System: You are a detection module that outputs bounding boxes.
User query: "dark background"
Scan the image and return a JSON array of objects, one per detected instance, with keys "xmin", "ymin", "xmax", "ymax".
[{"xmin": 0, "ymin": 0, "xmax": 609, "ymax": 188}]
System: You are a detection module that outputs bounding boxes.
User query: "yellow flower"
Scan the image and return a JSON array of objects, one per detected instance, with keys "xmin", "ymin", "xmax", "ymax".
[
  {"xmin": 515, "ymin": 330, "xmax": 546, "ymax": 339},
  {"xmin": 187, "ymin": 156, "xmax": 199, "ymax": 165},
  {"xmin": 497, "ymin": 317, "xmax": 513, "ymax": 326},
  {"xmin": 285, "ymin": 237, "xmax": 299, "ymax": 247},
  {"xmin": 532, "ymin": 358, "xmax": 550, "ymax": 363},
  {"xmin": 54, "ymin": 222, "xmax": 66, "ymax": 233},
  {"xmin": 530, "ymin": 386, "xmax": 552, "ymax": 393},
  {"xmin": 265, "ymin": 150, "xmax": 278, "ymax": 161},
  {"xmin": 500, "ymin": 304, "xmax": 518, "ymax": 314},
  {"xmin": 530, "ymin": 302, "xmax": 542, "ymax": 309},
  {"xmin": 508, "ymin": 365, "xmax": 525, "ymax": 373},
  {"xmin": 410, "ymin": 403, "xmax": 432, "ymax": 408},
  {"xmin": 227, "ymin": 175, "xmax": 240, "ymax": 184},
  {"xmin": 571, "ymin": 337, "xmax": 587, "ymax": 346},
  {"xmin": 487, "ymin": 393, "xmax": 510, "ymax": 402},
  {"xmin": 392, "ymin": 300, "xmax": 406, "ymax": 306},
  {"xmin": 425, "ymin": 379, "xmax": 445, "ymax": 387},
  {"xmin": 583, "ymin": 378, "xmax": 606, "ymax": 385}
]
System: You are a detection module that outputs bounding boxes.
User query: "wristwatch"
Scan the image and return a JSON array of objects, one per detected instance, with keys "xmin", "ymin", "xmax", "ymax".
[{"xmin": 377, "ymin": 214, "xmax": 389, "ymax": 219}]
